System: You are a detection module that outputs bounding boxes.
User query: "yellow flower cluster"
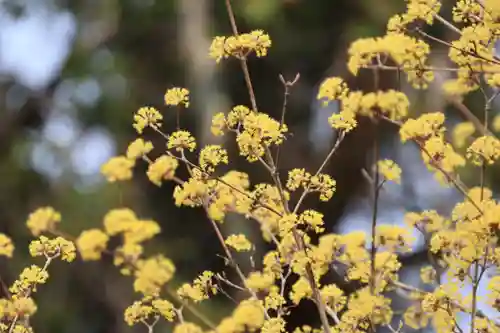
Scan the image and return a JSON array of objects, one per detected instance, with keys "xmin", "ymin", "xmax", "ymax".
[
  {"xmin": 286, "ymin": 168, "xmax": 336, "ymax": 202},
  {"xmin": 375, "ymin": 224, "xmax": 414, "ymax": 252},
  {"xmin": 0, "ymin": 233, "xmax": 14, "ymax": 257},
  {"xmin": 126, "ymin": 138, "xmax": 153, "ymax": 160},
  {"xmin": 211, "ymin": 105, "xmax": 288, "ymax": 162},
  {"xmin": 29, "ymin": 236, "xmax": 76, "ymax": 262},
  {"xmin": 26, "ymin": 206, "xmax": 61, "ymax": 236},
  {"xmin": 103, "ymin": 208, "xmax": 160, "ymax": 245},
  {"xmin": 387, "ymin": 0, "xmax": 442, "ymax": 31},
  {"xmin": 420, "ymin": 266, "xmax": 437, "ymax": 284},
  {"xmin": 164, "ymin": 87, "xmax": 190, "ymax": 107},
  {"xmin": 199, "ymin": 145, "xmax": 229, "ymax": 173},
  {"xmin": 405, "ymin": 209, "xmax": 448, "ymax": 233},
  {"xmin": 214, "ymin": 299, "xmax": 265, "ymax": 333},
  {"xmin": 348, "ymin": 33, "xmax": 432, "ymax": 88},
  {"xmin": 225, "ymin": 234, "xmax": 252, "ymax": 252},
  {"xmin": 466, "ymin": 135, "xmax": 500, "ymax": 165},
  {"xmin": 400, "ymin": 112, "xmax": 445, "ymax": 142},
  {"xmin": 177, "ymin": 271, "xmax": 217, "ymax": 303},
  {"xmin": 101, "ymin": 156, "xmax": 135, "ymax": 182},
  {"xmin": 317, "ymin": 77, "xmax": 350, "ymax": 104},
  {"xmin": 124, "ymin": 296, "xmax": 175, "ymax": 326},
  {"xmin": 245, "ymin": 271, "xmax": 275, "ymax": 291},
  {"xmin": 400, "ymin": 112, "xmax": 465, "ymax": 183},
  {"xmin": 74, "ymin": 208, "xmax": 161, "ymax": 268},
  {"xmin": 377, "ymin": 159, "xmax": 402, "ymax": 184},
  {"xmin": 335, "ymin": 287, "xmax": 393, "ymax": 332},
  {"xmin": 133, "ymin": 106, "xmax": 163, "ymax": 134},
  {"xmin": 452, "ymin": 121, "xmax": 475, "ymax": 148},
  {"xmin": 175, "ymin": 322, "xmax": 204, "ymax": 333},
  {"xmin": 147, "ymin": 155, "xmax": 179, "ymax": 186},
  {"xmin": 317, "ymin": 77, "xmax": 410, "ymax": 133},
  {"xmin": 75, "ymin": 229, "xmax": 109, "ymax": 260},
  {"xmin": 134, "ymin": 255, "xmax": 176, "ymax": 296},
  {"xmin": 209, "ymin": 30, "xmax": 271, "ymax": 63},
  {"xmin": 168, "ymin": 130, "xmax": 197, "ymax": 152}
]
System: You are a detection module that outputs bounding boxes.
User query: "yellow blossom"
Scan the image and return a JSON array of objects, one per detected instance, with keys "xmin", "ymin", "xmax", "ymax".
[
  {"xmin": 0, "ymin": 233, "xmax": 14, "ymax": 257},
  {"xmin": 12, "ymin": 296, "xmax": 37, "ymax": 317},
  {"xmin": 299, "ymin": 209, "xmax": 325, "ymax": 233},
  {"xmin": 124, "ymin": 299, "xmax": 154, "ymax": 326},
  {"xmin": 103, "ymin": 208, "xmax": 138, "ymax": 236},
  {"xmin": 114, "ymin": 243, "xmax": 143, "ymax": 275},
  {"xmin": 29, "ymin": 236, "xmax": 76, "ymax": 262},
  {"xmin": 493, "ymin": 114, "xmax": 500, "ymax": 133},
  {"xmin": 286, "ymin": 168, "xmax": 311, "ymax": 191},
  {"xmin": 10, "ymin": 265, "xmax": 49, "ymax": 295},
  {"xmin": 76, "ymin": 229, "xmax": 109, "ymax": 261},
  {"xmin": 165, "ymin": 87, "xmax": 190, "ymax": 107},
  {"xmin": 232, "ymin": 299, "xmax": 265, "ymax": 331},
  {"xmin": 199, "ymin": 145, "xmax": 229, "ymax": 173},
  {"xmin": 167, "ymin": 130, "xmax": 197, "ymax": 152},
  {"xmin": 262, "ymin": 318, "xmax": 286, "ymax": 333},
  {"xmin": 133, "ymin": 107, "xmax": 162, "ymax": 134},
  {"xmin": 290, "ymin": 277, "xmax": 312, "ymax": 305},
  {"xmin": 147, "ymin": 155, "xmax": 179, "ymax": 186},
  {"xmin": 152, "ymin": 298, "xmax": 176, "ymax": 321},
  {"xmin": 452, "ymin": 121, "xmax": 475, "ymax": 148},
  {"xmin": 225, "ymin": 234, "xmax": 252, "ymax": 252},
  {"xmin": 317, "ymin": 77, "xmax": 349, "ymax": 105},
  {"xmin": 420, "ymin": 266, "xmax": 437, "ymax": 284},
  {"xmin": 400, "ymin": 112, "xmax": 445, "ymax": 142},
  {"xmin": 210, "ymin": 30, "xmax": 271, "ymax": 63},
  {"xmin": 321, "ymin": 284, "xmax": 346, "ymax": 312},
  {"xmin": 174, "ymin": 322, "xmax": 203, "ymax": 333},
  {"xmin": 329, "ymin": 110, "xmax": 357, "ymax": 132},
  {"xmin": 126, "ymin": 138, "xmax": 153, "ymax": 160},
  {"xmin": 100, "ymin": 156, "xmax": 135, "ymax": 182},
  {"xmin": 124, "ymin": 297, "xmax": 175, "ymax": 326},
  {"xmin": 211, "ymin": 112, "xmax": 227, "ymax": 136},
  {"xmin": 26, "ymin": 207, "xmax": 61, "ymax": 236},
  {"xmin": 466, "ymin": 135, "xmax": 500, "ymax": 165},
  {"xmin": 177, "ymin": 271, "xmax": 217, "ymax": 303},
  {"xmin": 134, "ymin": 255, "xmax": 176, "ymax": 296},
  {"xmin": 403, "ymin": 305, "xmax": 430, "ymax": 329},
  {"xmin": 245, "ymin": 271, "xmax": 275, "ymax": 291},
  {"xmin": 310, "ymin": 173, "xmax": 336, "ymax": 201},
  {"xmin": 376, "ymin": 224, "xmax": 413, "ymax": 252},
  {"xmin": 377, "ymin": 159, "xmax": 402, "ymax": 183}
]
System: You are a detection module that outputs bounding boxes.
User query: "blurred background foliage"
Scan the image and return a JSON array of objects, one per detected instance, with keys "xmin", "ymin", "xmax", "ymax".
[{"xmin": 0, "ymin": 0, "xmax": 498, "ymax": 332}]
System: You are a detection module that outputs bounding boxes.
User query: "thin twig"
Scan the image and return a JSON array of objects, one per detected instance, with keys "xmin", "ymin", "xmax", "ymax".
[{"xmin": 275, "ymin": 73, "xmax": 300, "ymax": 167}]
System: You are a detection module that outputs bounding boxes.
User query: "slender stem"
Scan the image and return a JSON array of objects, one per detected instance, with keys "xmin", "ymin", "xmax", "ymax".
[
  {"xmin": 470, "ymin": 92, "xmax": 492, "ymax": 333},
  {"xmin": 434, "ymin": 14, "xmax": 462, "ymax": 34},
  {"xmin": 370, "ymin": 122, "xmax": 380, "ymax": 296},
  {"xmin": 275, "ymin": 74, "xmax": 299, "ymax": 168},
  {"xmin": 206, "ymin": 213, "xmax": 270, "ymax": 320},
  {"xmin": 176, "ymin": 109, "xmax": 181, "ymax": 131},
  {"xmin": 165, "ymin": 288, "xmax": 217, "ymax": 330}
]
